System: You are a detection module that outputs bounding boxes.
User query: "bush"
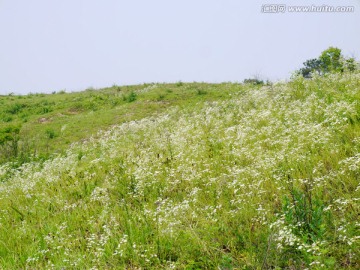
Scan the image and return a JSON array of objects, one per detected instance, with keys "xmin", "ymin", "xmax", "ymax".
[
  {"xmin": 243, "ymin": 78, "xmax": 264, "ymax": 85},
  {"xmin": 45, "ymin": 128, "xmax": 57, "ymax": 139},
  {"xmin": 124, "ymin": 91, "xmax": 137, "ymax": 103},
  {"xmin": 38, "ymin": 106, "xmax": 53, "ymax": 114},
  {"xmin": 196, "ymin": 89, "xmax": 207, "ymax": 95},
  {"xmin": 176, "ymin": 81, "xmax": 184, "ymax": 87},
  {"xmin": 6, "ymin": 103, "xmax": 26, "ymax": 114}
]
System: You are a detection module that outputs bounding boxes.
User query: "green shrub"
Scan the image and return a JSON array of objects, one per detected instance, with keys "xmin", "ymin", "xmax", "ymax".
[
  {"xmin": 125, "ymin": 91, "xmax": 137, "ymax": 102},
  {"xmin": 243, "ymin": 78, "xmax": 264, "ymax": 85},
  {"xmin": 45, "ymin": 128, "xmax": 57, "ymax": 139},
  {"xmin": 6, "ymin": 103, "xmax": 26, "ymax": 114},
  {"xmin": 176, "ymin": 81, "xmax": 183, "ymax": 87},
  {"xmin": 38, "ymin": 106, "xmax": 53, "ymax": 114},
  {"xmin": 196, "ymin": 89, "xmax": 207, "ymax": 95}
]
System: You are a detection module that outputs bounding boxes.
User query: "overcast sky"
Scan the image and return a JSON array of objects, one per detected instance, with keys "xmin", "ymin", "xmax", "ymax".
[{"xmin": 1, "ymin": 0, "xmax": 359, "ymax": 94}]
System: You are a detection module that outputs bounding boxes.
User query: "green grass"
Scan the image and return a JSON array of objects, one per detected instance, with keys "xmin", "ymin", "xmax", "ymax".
[
  {"xmin": 0, "ymin": 83, "xmax": 238, "ymax": 164},
  {"xmin": 0, "ymin": 73, "xmax": 359, "ymax": 269}
]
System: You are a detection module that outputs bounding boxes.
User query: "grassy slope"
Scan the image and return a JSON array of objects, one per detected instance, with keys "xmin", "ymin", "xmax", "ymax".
[
  {"xmin": 0, "ymin": 83, "xmax": 234, "ymax": 164},
  {"xmin": 0, "ymin": 74, "xmax": 360, "ymax": 269}
]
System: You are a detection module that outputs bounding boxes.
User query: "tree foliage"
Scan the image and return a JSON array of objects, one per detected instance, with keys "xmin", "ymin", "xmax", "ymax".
[
  {"xmin": 243, "ymin": 78, "xmax": 264, "ymax": 85},
  {"xmin": 297, "ymin": 47, "xmax": 358, "ymax": 78}
]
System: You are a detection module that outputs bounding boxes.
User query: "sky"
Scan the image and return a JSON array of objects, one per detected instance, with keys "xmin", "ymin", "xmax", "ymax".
[{"xmin": 0, "ymin": 0, "xmax": 359, "ymax": 94}]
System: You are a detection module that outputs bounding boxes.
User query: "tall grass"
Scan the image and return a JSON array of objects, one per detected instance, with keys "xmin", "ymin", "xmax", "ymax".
[{"xmin": 0, "ymin": 72, "xmax": 359, "ymax": 269}]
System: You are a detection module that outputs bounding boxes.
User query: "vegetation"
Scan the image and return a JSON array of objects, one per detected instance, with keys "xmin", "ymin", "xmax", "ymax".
[
  {"xmin": 0, "ymin": 70, "xmax": 359, "ymax": 269},
  {"xmin": 0, "ymin": 83, "xmax": 230, "ymax": 165},
  {"xmin": 243, "ymin": 78, "xmax": 265, "ymax": 86},
  {"xmin": 297, "ymin": 47, "xmax": 359, "ymax": 78}
]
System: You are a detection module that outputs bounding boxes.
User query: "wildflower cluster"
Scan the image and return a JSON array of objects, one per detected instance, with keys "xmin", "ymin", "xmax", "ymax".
[{"xmin": 0, "ymin": 72, "xmax": 359, "ymax": 268}]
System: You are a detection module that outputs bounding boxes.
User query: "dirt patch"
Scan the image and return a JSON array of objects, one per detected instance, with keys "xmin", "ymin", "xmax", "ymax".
[
  {"xmin": 67, "ymin": 108, "xmax": 82, "ymax": 115},
  {"xmin": 38, "ymin": 117, "xmax": 51, "ymax": 124}
]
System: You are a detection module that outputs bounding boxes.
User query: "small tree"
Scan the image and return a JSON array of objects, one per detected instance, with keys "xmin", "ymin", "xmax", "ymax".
[
  {"xmin": 298, "ymin": 58, "xmax": 323, "ymax": 78},
  {"xmin": 243, "ymin": 78, "xmax": 264, "ymax": 85},
  {"xmin": 319, "ymin": 47, "xmax": 343, "ymax": 73}
]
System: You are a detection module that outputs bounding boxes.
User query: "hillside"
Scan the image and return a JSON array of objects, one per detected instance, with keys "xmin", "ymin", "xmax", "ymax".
[
  {"xmin": 0, "ymin": 82, "xmax": 236, "ymax": 165},
  {"xmin": 0, "ymin": 73, "xmax": 360, "ymax": 269}
]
